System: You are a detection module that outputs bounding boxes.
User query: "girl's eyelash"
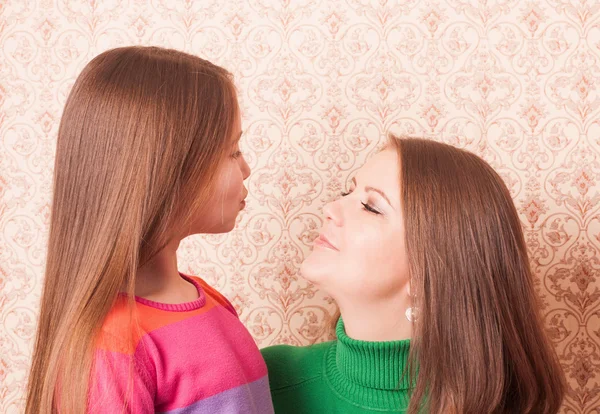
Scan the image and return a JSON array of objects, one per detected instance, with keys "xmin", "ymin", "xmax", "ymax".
[
  {"xmin": 341, "ymin": 191, "xmax": 350, "ymax": 197},
  {"xmin": 232, "ymin": 150, "xmax": 243, "ymax": 158},
  {"xmin": 361, "ymin": 202, "xmax": 382, "ymax": 215}
]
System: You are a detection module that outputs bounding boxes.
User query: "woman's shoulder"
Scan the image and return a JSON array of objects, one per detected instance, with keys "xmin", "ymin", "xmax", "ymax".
[{"xmin": 261, "ymin": 340, "xmax": 335, "ymax": 391}]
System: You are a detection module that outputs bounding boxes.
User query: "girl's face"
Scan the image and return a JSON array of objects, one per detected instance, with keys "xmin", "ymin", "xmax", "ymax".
[
  {"xmin": 300, "ymin": 149, "xmax": 410, "ymax": 306},
  {"xmin": 191, "ymin": 112, "xmax": 250, "ymax": 234}
]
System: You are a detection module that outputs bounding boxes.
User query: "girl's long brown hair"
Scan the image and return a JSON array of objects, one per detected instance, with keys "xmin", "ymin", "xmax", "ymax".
[
  {"xmin": 389, "ymin": 137, "xmax": 565, "ymax": 413},
  {"xmin": 25, "ymin": 46, "xmax": 238, "ymax": 413}
]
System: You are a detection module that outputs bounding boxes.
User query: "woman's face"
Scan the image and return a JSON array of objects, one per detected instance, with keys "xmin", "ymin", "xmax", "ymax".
[
  {"xmin": 300, "ymin": 149, "xmax": 410, "ymax": 305},
  {"xmin": 191, "ymin": 111, "xmax": 250, "ymax": 234}
]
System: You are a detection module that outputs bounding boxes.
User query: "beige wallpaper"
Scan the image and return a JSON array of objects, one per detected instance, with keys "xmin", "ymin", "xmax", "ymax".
[{"xmin": 1, "ymin": 0, "xmax": 599, "ymax": 412}]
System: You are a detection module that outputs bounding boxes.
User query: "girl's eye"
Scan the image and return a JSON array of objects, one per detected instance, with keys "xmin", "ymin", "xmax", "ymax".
[
  {"xmin": 232, "ymin": 150, "xmax": 242, "ymax": 159},
  {"xmin": 361, "ymin": 202, "xmax": 382, "ymax": 215}
]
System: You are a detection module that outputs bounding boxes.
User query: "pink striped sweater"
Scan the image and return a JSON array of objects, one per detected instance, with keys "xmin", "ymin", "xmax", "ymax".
[{"xmin": 89, "ymin": 274, "xmax": 274, "ymax": 413}]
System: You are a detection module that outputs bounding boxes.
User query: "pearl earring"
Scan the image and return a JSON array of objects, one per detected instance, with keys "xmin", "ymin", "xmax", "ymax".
[
  {"xmin": 406, "ymin": 281, "xmax": 418, "ymax": 322},
  {"xmin": 405, "ymin": 307, "xmax": 418, "ymax": 322}
]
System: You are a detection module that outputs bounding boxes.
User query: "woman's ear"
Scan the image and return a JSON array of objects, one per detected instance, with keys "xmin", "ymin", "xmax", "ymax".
[{"xmin": 406, "ymin": 279, "xmax": 413, "ymax": 298}]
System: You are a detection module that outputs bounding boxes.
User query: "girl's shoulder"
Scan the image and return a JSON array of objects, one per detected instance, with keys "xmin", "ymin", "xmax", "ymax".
[
  {"xmin": 96, "ymin": 275, "xmax": 239, "ymax": 354},
  {"xmin": 187, "ymin": 275, "xmax": 238, "ymax": 316},
  {"xmin": 96, "ymin": 295, "xmax": 146, "ymax": 355}
]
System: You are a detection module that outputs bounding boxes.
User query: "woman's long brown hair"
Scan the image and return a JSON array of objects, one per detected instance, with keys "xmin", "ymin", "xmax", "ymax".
[
  {"xmin": 389, "ymin": 137, "xmax": 565, "ymax": 413},
  {"xmin": 25, "ymin": 46, "xmax": 238, "ymax": 413}
]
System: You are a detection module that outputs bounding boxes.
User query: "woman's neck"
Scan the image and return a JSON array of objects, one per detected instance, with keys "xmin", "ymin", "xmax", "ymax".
[
  {"xmin": 135, "ymin": 239, "xmax": 199, "ymax": 304},
  {"xmin": 338, "ymin": 298, "xmax": 413, "ymax": 342}
]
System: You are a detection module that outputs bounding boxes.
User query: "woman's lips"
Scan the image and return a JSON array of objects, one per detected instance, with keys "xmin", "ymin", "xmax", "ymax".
[{"xmin": 314, "ymin": 233, "xmax": 339, "ymax": 251}]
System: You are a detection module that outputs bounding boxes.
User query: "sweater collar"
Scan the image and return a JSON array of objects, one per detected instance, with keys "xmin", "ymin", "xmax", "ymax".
[{"xmin": 335, "ymin": 318, "xmax": 413, "ymax": 390}]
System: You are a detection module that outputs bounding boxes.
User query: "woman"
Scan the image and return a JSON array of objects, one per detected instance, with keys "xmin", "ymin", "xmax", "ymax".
[{"xmin": 262, "ymin": 136, "xmax": 565, "ymax": 413}]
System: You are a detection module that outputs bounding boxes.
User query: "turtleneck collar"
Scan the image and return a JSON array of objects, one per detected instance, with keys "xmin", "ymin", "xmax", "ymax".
[
  {"xmin": 322, "ymin": 318, "xmax": 414, "ymax": 411},
  {"xmin": 334, "ymin": 318, "xmax": 413, "ymax": 390}
]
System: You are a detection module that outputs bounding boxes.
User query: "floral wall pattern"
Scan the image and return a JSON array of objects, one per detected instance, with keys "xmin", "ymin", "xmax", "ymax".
[{"xmin": 1, "ymin": 0, "xmax": 599, "ymax": 412}]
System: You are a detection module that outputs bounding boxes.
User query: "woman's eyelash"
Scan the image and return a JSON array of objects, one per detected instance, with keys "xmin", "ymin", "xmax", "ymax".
[
  {"xmin": 361, "ymin": 202, "xmax": 381, "ymax": 215},
  {"xmin": 341, "ymin": 191, "xmax": 381, "ymax": 215},
  {"xmin": 232, "ymin": 150, "xmax": 243, "ymax": 158}
]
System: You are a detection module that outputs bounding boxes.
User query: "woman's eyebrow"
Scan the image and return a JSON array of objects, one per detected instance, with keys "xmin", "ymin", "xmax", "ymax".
[{"xmin": 351, "ymin": 177, "xmax": 393, "ymax": 208}]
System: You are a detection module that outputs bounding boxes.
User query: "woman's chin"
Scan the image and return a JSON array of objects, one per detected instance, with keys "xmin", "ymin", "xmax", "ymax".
[{"xmin": 299, "ymin": 255, "xmax": 326, "ymax": 285}]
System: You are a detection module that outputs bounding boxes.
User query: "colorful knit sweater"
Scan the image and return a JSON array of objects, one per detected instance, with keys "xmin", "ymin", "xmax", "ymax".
[
  {"xmin": 90, "ymin": 274, "xmax": 274, "ymax": 413},
  {"xmin": 261, "ymin": 318, "xmax": 412, "ymax": 413}
]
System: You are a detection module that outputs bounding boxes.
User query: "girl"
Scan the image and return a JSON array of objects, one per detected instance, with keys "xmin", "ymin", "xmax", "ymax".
[
  {"xmin": 262, "ymin": 137, "xmax": 565, "ymax": 413},
  {"xmin": 26, "ymin": 46, "xmax": 274, "ymax": 413}
]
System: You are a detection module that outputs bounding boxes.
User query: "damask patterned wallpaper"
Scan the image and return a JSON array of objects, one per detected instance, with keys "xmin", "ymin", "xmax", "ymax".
[{"xmin": 1, "ymin": 0, "xmax": 599, "ymax": 412}]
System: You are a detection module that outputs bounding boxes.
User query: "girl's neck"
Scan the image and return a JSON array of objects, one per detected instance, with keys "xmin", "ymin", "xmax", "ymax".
[{"xmin": 135, "ymin": 239, "xmax": 199, "ymax": 304}]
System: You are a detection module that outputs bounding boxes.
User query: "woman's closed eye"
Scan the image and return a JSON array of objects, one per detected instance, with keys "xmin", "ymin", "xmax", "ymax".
[
  {"xmin": 361, "ymin": 201, "xmax": 381, "ymax": 215},
  {"xmin": 340, "ymin": 191, "xmax": 382, "ymax": 215}
]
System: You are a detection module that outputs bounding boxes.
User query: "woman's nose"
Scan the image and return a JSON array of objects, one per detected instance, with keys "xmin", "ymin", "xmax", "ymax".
[{"xmin": 323, "ymin": 199, "xmax": 343, "ymax": 226}]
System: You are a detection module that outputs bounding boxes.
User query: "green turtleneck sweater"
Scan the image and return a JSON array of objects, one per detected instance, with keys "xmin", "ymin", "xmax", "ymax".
[{"xmin": 261, "ymin": 319, "xmax": 412, "ymax": 413}]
